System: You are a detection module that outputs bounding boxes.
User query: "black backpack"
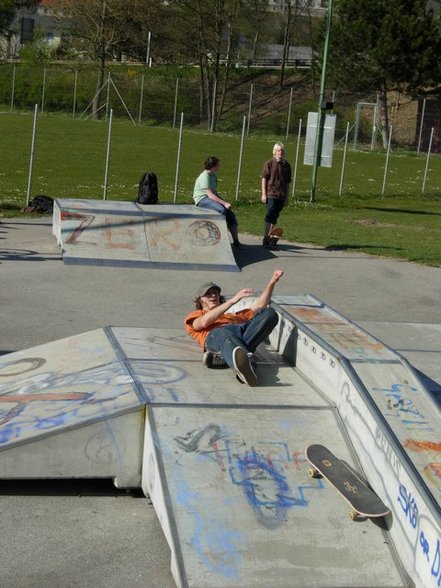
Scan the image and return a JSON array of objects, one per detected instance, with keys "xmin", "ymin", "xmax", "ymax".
[
  {"xmin": 137, "ymin": 172, "xmax": 158, "ymax": 204},
  {"xmin": 23, "ymin": 195, "xmax": 54, "ymax": 214}
]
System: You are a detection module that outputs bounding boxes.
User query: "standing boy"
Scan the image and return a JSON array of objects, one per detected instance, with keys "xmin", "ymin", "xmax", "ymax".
[{"xmin": 261, "ymin": 142, "xmax": 292, "ymax": 247}]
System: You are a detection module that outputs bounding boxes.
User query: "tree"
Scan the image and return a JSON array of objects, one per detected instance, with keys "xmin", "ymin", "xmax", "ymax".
[
  {"xmin": 240, "ymin": 0, "xmax": 270, "ymax": 62},
  {"xmin": 279, "ymin": 0, "xmax": 313, "ymax": 89},
  {"xmin": 52, "ymin": 0, "xmax": 161, "ymax": 118},
  {"xmin": 169, "ymin": 0, "xmax": 243, "ymax": 130},
  {"xmin": 322, "ymin": 0, "xmax": 441, "ymax": 147}
]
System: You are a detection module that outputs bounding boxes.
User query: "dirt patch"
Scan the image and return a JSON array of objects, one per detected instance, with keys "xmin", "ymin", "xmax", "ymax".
[{"xmin": 354, "ymin": 219, "xmax": 398, "ymax": 228}]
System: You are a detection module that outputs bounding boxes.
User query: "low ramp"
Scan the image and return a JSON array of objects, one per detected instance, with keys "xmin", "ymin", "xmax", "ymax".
[
  {"xmin": 0, "ymin": 328, "xmax": 145, "ymax": 487},
  {"xmin": 0, "ymin": 325, "xmax": 406, "ymax": 587},
  {"xmin": 1, "ymin": 298, "xmax": 440, "ymax": 586},
  {"xmin": 270, "ymin": 294, "xmax": 441, "ymax": 588},
  {"xmin": 52, "ymin": 199, "xmax": 239, "ymax": 271}
]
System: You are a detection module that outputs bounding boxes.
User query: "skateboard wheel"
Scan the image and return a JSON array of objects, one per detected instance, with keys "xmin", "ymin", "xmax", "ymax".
[
  {"xmin": 308, "ymin": 467, "xmax": 321, "ymax": 478},
  {"xmin": 349, "ymin": 510, "xmax": 358, "ymax": 520}
]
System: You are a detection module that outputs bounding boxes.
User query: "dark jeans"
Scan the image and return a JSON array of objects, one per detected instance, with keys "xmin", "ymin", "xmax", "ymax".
[
  {"xmin": 265, "ymin": 197, "xmax": 285, "ymax": 226},
  {"xmin": 205, "ymin": 307, "xmax": 278, "ymax": 370}
]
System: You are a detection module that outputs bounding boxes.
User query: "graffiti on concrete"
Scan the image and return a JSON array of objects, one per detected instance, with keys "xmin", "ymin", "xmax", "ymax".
[{"xmin": 174, "ymin": 424, "xmax": 323, "ymax": 529}]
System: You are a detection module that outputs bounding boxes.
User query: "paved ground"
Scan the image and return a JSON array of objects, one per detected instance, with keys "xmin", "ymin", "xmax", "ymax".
[{"xmin": 1, "ymin": 216, "xmax": 440, "ymax": 587}]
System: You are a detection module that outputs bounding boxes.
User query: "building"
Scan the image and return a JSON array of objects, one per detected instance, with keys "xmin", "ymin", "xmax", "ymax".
[
  {"xmin": 268, "ymin": 0, "xmax": 327, "ymax": 15},
  {"xmin": 1, "ymin": 0, "xmax": 61, "ymax": 59}
]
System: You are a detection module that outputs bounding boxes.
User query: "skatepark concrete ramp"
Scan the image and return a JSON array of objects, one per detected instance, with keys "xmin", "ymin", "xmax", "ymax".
[
  {"xmin": 52, "ymin": 199, "xmax": 240, "ymax": 271},
  {"xmin": 0, "ymin": 295, "xmax": 440, "ymax": 587}
]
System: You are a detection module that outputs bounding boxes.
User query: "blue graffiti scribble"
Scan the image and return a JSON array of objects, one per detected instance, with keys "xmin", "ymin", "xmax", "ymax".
[
  {"xmin": 233, "ymin": 448, "xmax": 305, "ymax": 529},
  {"xmin": 174, "ymin": 475, "xmax": 242, "ymax": 580}
]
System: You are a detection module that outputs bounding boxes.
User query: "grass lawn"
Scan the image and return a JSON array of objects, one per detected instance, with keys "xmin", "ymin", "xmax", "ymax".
[{"xmin": 1, "ymin": 111, "xmax": 440, "ymax": 267}]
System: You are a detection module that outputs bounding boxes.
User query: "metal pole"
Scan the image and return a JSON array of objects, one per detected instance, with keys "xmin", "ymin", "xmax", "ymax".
[
  {"xmin": 41, "ymin": 68, "xmax": 47, "ymax": 114},
  {"xmin": 422, "ymin": 127, "xmax": 434, "ymax": 194},
  {"xmin": 291, "ymin": 118, "xmax": 302, "ymax": 198},
  {"xmin": 210, "ymin": 79, "xmax": 217, "ymax": 132},
  {"xmin": 246, "ymin": 83, "xmax": 253, "ymax": 137},
  {"xmin": 371, "ymin": 97, "xmax": 378, "ymax": 150},
  {"xmin": 310, "ymin": 0, "xmax": 333, "ymax": 203},
  {"xmin": 339, "ymin": 121, "xmax": 350, "ymax": 196},
  {"xmin": 285, "ymin": 87, "xmax": 293, "ymax": 141},
  {"xmin": 138, "ymin": 74, "xmax": 145, "ymax": 124},
  {"xmin": 173, "ymin": 113, "xmax": 184, "ymax": 204},
  {"xmin": 10, "ymin": 65, "xmax": 16, "ymax": 112},
  {"xmin": 417, "ymin": 98, "xmax": 426, "ymax": 156},
  {"xmin": 235, "ymin": 115, "xmax": 246, "ymax": 200},
  {"xmin": 26, "ymin": 104, "xmax": 38, "ymax": 207},
  {"xmin": 353, "ymin": 103, "xmax": 361, "ymax": 150},
  {"xmin": 103, "ymin": 108, "xmax": 113, "ymax": 200},
  {"xmin": 173, "ymin": 78, "xmax": 179, "ymax": 128},
  {"xmin": 105, "ymin": 72, "xmax": 111, "ymax": 120},
  {"xmin": 381, "ymin": 125, "xmax": 393, "ymax": 197},
  {"xmin": 145, "ymin": 31, "xmax": 151, "ymax": 66},
  {"xmin": 73, "ymin": 69, "xmax": 78, "ymax": 118}
]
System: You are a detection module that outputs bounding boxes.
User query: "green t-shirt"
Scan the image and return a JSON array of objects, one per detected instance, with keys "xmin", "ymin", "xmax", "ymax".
[{"xmin": 193, "ymin": 170, "xmax": 217, "ymax": 204}]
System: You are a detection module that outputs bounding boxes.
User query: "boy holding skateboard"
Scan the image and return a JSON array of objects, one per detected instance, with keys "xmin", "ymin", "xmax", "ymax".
[
  {"xmin": 184, "ymin": 270, "xmax": 284, "ymax": 386},
  {"xmin": 261, "ymin": 142, "xmax": 292, "ymax": 248}
]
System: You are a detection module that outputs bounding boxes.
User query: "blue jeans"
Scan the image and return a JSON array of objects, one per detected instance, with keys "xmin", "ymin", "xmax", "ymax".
[
  {"xmin": 265, "ymin": 197, "xmax": 285, "ymax": 225},
  {"xmin": 205, "ymin": 307, "xmax": 278, "ymax": 370},
  {"xmin": 197, "ymin": 197, "xmax": 238, "ymax": 229}
]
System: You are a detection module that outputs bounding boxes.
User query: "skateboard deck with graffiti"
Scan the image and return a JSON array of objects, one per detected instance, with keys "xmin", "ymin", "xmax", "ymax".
[
  {"xmin": 305, "ymin": 444, "xmax": 390, "ymax": 520},
  {"xmin": 268, "ymin": 227, "xmax": 283, "ymax": 247}
]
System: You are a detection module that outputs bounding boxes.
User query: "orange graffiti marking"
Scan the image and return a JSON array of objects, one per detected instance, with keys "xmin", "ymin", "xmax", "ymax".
[
  {"xmin": 404, "ymin": 439, "xmax": 441, "ymax": 453},
  {"xmin": 0, "ymin": 391, "xmax": 90, "ymax": 426}
]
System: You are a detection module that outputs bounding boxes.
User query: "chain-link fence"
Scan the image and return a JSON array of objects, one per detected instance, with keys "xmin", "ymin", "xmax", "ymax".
[{"xmin": 1, "ymin": 62, "xmax": 440, "ymax": 153}]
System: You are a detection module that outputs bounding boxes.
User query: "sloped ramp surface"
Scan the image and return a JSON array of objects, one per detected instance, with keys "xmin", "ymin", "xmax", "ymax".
[
  {"xmin": 0, "ymin": 325, "xmax": 407, "ymax": 588},
  {"xmin": 52, "ymin": 199, "xmax": 239, "ymax": 271},
  {"xmin": 0, "ymin": 328, "xmax": 145, "ymax": 487},
  {"xmin": 144, "ymin": 406, "xmax": 405, "ymax": 588}
]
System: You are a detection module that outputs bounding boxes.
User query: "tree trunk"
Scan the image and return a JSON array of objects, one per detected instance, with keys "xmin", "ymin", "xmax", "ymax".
[
  {"xmin": 280, "ymin": 1, "xmax": 295, "ymax": 90},
  {"xmin": 92, "ymin": 0, "xmax": 107, "ymax": 120}
]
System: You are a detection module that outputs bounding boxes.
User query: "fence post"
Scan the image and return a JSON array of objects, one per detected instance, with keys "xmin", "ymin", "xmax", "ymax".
[
  {"xmin": 381, "ymin": 125, "xmax": 393, "ymax": 196},
  {"xmin": 41, "ymin": 68, "xmax": 47, "ymax": 114},
  {"xmin": 417, "ymin": 98, "xmax": 426, "ymax": 156},
  {"xmin": 10, "ymin": 65, "xmax": 16, "ymax": 112},
  {"xmin": 339, "ymin": 121, "xmax": 350, "ymax": 196},
  {"xmin": 422, "ymin": 127, "xmax": 434, "ymax": 194},
  {"xmin": 138, "ymin": 74, "xmax": 145, "ymax": 124},
  {"xmin": 73, "ymin": 69, "xmax": 78, "ymax": 118},
  {"xmin": 291, "ymin": 118, "xmax": 302, "ymax": 198},
  {"xmin": 26, "ymin": 104, "xmax": 39, "ymax": 207},
  {"xmin": 235, "ymin": 115, "xmax": 247, "ymax": 200},
  {"xmin": 210, "ymin": 80, "xmax": 217, "ymax": 132},
  {"xmin": 173, "ymin": 112, "xmax": 184, "ymax": 204},
  {"xmin": 371, "ymin": 98, "xmax": 378, "ymax": 151},
  {"xmin": 105, "ymin": 72, "xmax": 111, "ymax": 121},
  {"xmin": 285, "ymin": 87, "xmax": 293, "ymax": 141},
  {"xmin": 103, "ymin": 108, "xmax": 113, "ymax": 200},
  {"xmin": 173, "ymin": 78, "xmax": 179, "ymax": 128},
  {"xmin": 246, "ymin": 83, "xmax": 253, "ymax": 137}
]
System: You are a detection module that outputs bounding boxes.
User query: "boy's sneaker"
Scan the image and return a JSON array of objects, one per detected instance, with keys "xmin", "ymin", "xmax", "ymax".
[
  {"xmin": 262, "ymin": 236, "xmax": 271, "ymax": 248},
  {"xmin": 233, "ymin": 347, "xmax": 257, "ymax": 386},
  {"xmin": 203, "ymin": 351, "xmax": 228, "ymax": 369}
]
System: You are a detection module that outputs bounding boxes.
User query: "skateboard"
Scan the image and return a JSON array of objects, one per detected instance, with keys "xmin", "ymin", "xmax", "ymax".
[
  {"xmin": 268, "ymin": 227, "xmax": 283, "ymax": 248},
  {"xmin": 305, "ymin": 444, "xmax": 390, "ymax": 520}
]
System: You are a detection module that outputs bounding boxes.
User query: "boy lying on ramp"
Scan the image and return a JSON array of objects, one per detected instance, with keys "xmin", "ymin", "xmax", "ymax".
[{"xmin": 184, "ymin": 270, "xmax": 284, "ymax": 386}]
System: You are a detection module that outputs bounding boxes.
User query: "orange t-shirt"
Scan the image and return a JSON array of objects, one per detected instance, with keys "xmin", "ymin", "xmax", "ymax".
[{"xmin": 184, "ymin": 308, "xmax": 255, "ymax": 349}]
